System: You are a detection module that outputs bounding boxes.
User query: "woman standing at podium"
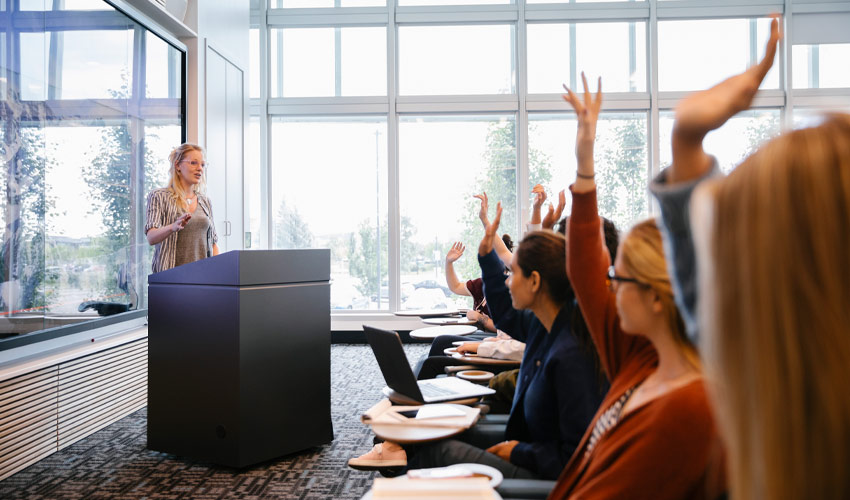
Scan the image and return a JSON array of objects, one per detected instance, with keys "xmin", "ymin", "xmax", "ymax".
[{"xmin": 145, "ymin": 143, "xmax": 219, "ymax": 273}]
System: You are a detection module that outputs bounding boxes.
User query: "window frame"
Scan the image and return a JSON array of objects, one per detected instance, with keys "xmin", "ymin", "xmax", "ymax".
[{"xmin": 250, "ymin": 0, "xmax": 850, "ymax": 328}]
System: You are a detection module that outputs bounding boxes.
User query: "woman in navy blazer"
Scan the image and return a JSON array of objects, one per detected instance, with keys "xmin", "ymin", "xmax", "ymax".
[{"xmin": 350, "ymin": 203, "xmax": 607, "ymax": 479}]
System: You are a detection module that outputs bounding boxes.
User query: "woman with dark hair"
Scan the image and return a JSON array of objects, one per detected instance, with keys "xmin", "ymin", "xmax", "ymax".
[{"xmin": 350, "ymin": 204, "xmax": 607, "ymax": 480}]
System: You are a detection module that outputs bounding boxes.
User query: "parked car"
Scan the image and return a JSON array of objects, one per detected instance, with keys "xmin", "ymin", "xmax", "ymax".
[
  {"xmin": 331, "ymin": 283, "xmax": 370, "ymax": 310},
  {"xmin": 402, "ymin": 288, "xmax": 452, "ymax": 310},
  {"xmin": 413, "ymin": 279, "xmax": 451, "ymax": 297}
]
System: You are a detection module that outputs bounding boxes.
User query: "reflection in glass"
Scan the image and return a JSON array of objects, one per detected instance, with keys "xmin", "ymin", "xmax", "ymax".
[
  {"xmin": 527, "ymin": 22, "xmax": 646, "ymax": 94},
  {"xmin": 146, "ymin": 32, "xmax": 181, "ymax": 99},
  {"xmin": 659, "ymin": 109, "xmax": 780, "ymax": 174},
  {"xmin": 659, "ymin": 18, "xmax": 779, "ymax": 91},
  {"xmin": 250, "ymin": 28, "xmax": 260, "ymax": 99},
  {"xmin": 271, "ymin": 27, "xmax": 386, "ymax": 97},
  {"xmin": 1, "ymin": 1, "xmax": 184, "ymax": 341},
  {"xmin": 271, "ymin": 117, "xmax": 387, "ymax": 310},
  {"xmin": 528, "ymin": 113, "xmax": 648, "ymax": 231},
  {"xmin": 398, "ymin": 116, "xmax": 518, "ymax": 311},
  {"xmin": 399, "ymin": 25, "xmax": 514, "ymax": 95}
]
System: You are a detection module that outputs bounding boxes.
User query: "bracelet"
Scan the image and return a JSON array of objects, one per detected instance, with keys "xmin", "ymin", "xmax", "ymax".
[{"xmin": 576, "ymin": 171, "xmax": 595, "ymax": 180}]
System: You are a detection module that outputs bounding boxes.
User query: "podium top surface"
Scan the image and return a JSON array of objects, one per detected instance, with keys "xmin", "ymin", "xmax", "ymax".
[{"xmin": 148, "ymin": 249, "xmax": 330, "ymax": 286}]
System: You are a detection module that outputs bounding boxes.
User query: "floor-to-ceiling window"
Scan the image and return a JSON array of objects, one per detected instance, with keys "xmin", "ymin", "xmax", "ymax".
[
  {"xmin": 0, "ymin": 0, "xmax": 185, "ymax": 341},
  {"xmin": 248, "ymin": 0, "xmax": 850, "ymax": 319}
]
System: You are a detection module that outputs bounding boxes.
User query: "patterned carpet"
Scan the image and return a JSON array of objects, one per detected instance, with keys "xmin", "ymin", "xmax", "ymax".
[{"xmin": 0, "ymin": 343, "xmax": 430, "ymax": 500}]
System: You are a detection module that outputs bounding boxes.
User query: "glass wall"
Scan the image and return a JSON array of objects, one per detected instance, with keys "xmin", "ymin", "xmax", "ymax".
[
  {"xmin": 252, "ymin": 0, "xmax": 850, "ymax": 315},
  {"xmin": 0, "ymin": 1, "xmax": 184, "ymax": 341}
]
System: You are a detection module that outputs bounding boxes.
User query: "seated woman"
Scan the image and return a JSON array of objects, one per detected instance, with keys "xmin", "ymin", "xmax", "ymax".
[
  {"xmin": 350, "ymin": 206, "xmax": 607, "ymax": 480},
  {"xmin": 547, "ymin": 74, "xmax": 725, "ymax": 499},
  {"xmin": 653, "ymin": 16, "xmax": 850, "ymax": 499},
  {"xmin": 416, "ymin": 187, "xmax": 569, "ymax": 380}
]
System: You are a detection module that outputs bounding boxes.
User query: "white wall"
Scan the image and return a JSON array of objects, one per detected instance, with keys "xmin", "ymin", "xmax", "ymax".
[{"xmin": 182, "ymin": 0, "xmax": 249, "ymax": 148}]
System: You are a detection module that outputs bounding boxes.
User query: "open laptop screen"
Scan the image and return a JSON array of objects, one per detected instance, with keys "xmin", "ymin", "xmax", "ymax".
[{"xmin": 363, "ymin": 325, "xmax": 425, "ymax": 403}]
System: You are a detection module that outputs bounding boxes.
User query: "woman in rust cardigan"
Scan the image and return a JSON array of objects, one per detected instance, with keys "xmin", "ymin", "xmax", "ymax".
[{"xmin": 546, "ymin": 74, "xmax": 725, "ymax": 500}]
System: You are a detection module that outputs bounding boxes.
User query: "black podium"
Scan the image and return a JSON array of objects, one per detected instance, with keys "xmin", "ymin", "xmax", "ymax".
[{"xmin": 146, "ymin": 249, "xmax": 333, "ymax": 467}]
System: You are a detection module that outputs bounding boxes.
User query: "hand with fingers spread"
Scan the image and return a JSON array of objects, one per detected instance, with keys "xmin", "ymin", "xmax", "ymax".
[
  {"xmin": 478, "ymin": 202, "xmax": 503, "ymax": 257},
  {"xmin": 445, "ymin": 241, "xmax": 472, "ymax": 297},
  {"xmin": 543, "ymin": 189, "xmax": 566, "ymax": 230},
  {"xmin": 671, "ymin": 14, "xmax": 782, "ymax": 182},
  {"xmin": 446, "ymin": 242, "xmax": 465, "ymax": 264},
  {"xmin": 562, "ymin": 72, "xmax": 603, "ymax": 192},
  {"xmin": 473, "ymin": 192, "xmax": 490, "ymax": 227}
]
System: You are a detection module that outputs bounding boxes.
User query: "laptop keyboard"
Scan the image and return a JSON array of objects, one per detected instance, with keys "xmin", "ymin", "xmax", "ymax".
[{"xmin": 419, "ymin": 382, "xmax": 459, "ymax": 398}]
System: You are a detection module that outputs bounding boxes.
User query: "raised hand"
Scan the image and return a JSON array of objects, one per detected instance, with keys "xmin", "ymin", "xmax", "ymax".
[
  {"xmin": 473, "ymin": 192, "xmax": 490, "ymax": 227},
  {"xmin": 532, "ymin": 184, "xmax": 547, "ymax": 210},
  {"xmin": 478, "ymin": 202, "xmax": 503, "ymax": 257},
  {"xmin": 542, "ymin": 189, "xmax": 566, "ymax": 230},
  {"xmin": 530, "ymin": 184, "xmax": 547, "ymax": 225},
  {"xmin": 562, "ymin": 72, "xmax": 602, "ymax": 186},
  {"xmin": 446, "ymin": 242, "xmax": 465, "ymax": 263},
  {"xmin": 671, "ymin": 14, "xmax": 782, "ymax": 182}
]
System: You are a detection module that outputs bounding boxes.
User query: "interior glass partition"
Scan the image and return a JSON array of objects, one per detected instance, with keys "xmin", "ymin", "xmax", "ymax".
[{"xmin": 0, "ymin": 0, "xmax": 185, "ymax": 344}]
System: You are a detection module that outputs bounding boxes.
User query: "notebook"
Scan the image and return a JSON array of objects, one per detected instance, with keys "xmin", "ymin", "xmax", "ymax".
[{"xmin": 363, "ymin": 325, "xmax": 495, "ymax": 404}]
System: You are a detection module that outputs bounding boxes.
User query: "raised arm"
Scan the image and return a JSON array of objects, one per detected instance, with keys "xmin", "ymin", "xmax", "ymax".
[
  {"xmin": 477, "ymin": 203, "xmax": 530, "ymax": 340},
  {"xmin": 563, "ymin": 74, "xmax": 641, "ymax": 378},
  {"xmin": 670, "ymin": 15, "xmax": 781, "ymax": 183},
  {"xmin": 651, "ymin": 15, "xmax": 782, "ymax": 340},
  {"xmin": 529, "ymin": 184, "xmax": 547, "ymax": 229},
  {"xmin": 542, "ymin": 190, "xmax": 566, "ymax": 230},
  {"xmin": 445, "ymin": 242, "xmax": 472, "ymax": 296},
  {"xmin": 475, "ymin": 192, "xmax": 513, "ymax": 266}
]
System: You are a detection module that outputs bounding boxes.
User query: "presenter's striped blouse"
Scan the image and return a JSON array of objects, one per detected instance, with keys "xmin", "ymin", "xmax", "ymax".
[{"xmin": 145, "ymin": 188, "xmax": 218, "ymax": 273}]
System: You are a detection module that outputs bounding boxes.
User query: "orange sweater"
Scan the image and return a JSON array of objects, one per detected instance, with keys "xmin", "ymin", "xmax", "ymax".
[{"xmin": 548, "ymin": 188, "xmax": 726, "ymax": 500}]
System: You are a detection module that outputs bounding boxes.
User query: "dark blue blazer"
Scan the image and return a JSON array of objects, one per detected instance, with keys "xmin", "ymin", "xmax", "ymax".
[{"xmin": 479, "ymin": 250, "xmax": 607, "ymax": 479}]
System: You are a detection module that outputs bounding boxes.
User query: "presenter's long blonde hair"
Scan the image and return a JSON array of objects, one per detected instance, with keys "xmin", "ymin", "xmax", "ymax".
[
  {"xmin": 698, "ymin": 113, "xmax": 850, "ymax": 500},
  {"xmin": 167, "ymin": 143, "xmax": 206, "ymax": 210}
]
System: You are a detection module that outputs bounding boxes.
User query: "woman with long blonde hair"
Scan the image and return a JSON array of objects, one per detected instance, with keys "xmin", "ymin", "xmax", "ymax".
[
  {"xmin": 546, "ymin": 73, "xmax": 725, "ymax": 499},
  {"xmin": 655, "ymin": 15, "xmax": 850, "ymax": 499},
  {"xmin": 145, "ymin": 143, "xmax": 219, "ymax": 273}
]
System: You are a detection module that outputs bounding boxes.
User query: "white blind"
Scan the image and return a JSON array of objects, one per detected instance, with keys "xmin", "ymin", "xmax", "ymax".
[{"xmin": 792, "ymin": 12, "xmax": 850, "ymax": 45}]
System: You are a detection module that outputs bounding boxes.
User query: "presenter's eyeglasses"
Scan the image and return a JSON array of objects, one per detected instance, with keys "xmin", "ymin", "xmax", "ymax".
[{"xmin": 181, "ymin": 160, "xmax": 208, "ymax": 169}]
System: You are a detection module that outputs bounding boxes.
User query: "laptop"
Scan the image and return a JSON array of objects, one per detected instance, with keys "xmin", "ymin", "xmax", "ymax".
[{"xmin": 363, "ymin": 325, "xmax": 495, "ymax": 404}]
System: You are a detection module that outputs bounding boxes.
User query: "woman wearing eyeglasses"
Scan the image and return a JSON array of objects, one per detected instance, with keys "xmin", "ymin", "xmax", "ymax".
[
  {"xmin": 145, "ymin": 143, "xmax": 219, "ymax": 273},
  {"xmin": 547, "ymin": 74, "xmax": 725, "ymax": 499}
]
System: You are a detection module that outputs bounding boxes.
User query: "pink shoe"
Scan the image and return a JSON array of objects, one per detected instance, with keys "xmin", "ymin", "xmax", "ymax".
[{"xmin": 348, "ymin": 443, "xmax": 407, "ymax": 470}]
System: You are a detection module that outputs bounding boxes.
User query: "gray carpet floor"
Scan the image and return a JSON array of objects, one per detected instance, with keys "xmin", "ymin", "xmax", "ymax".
[{"xmin": 0, "ymin": 343, "xmax": 429, "ymax": 500}]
